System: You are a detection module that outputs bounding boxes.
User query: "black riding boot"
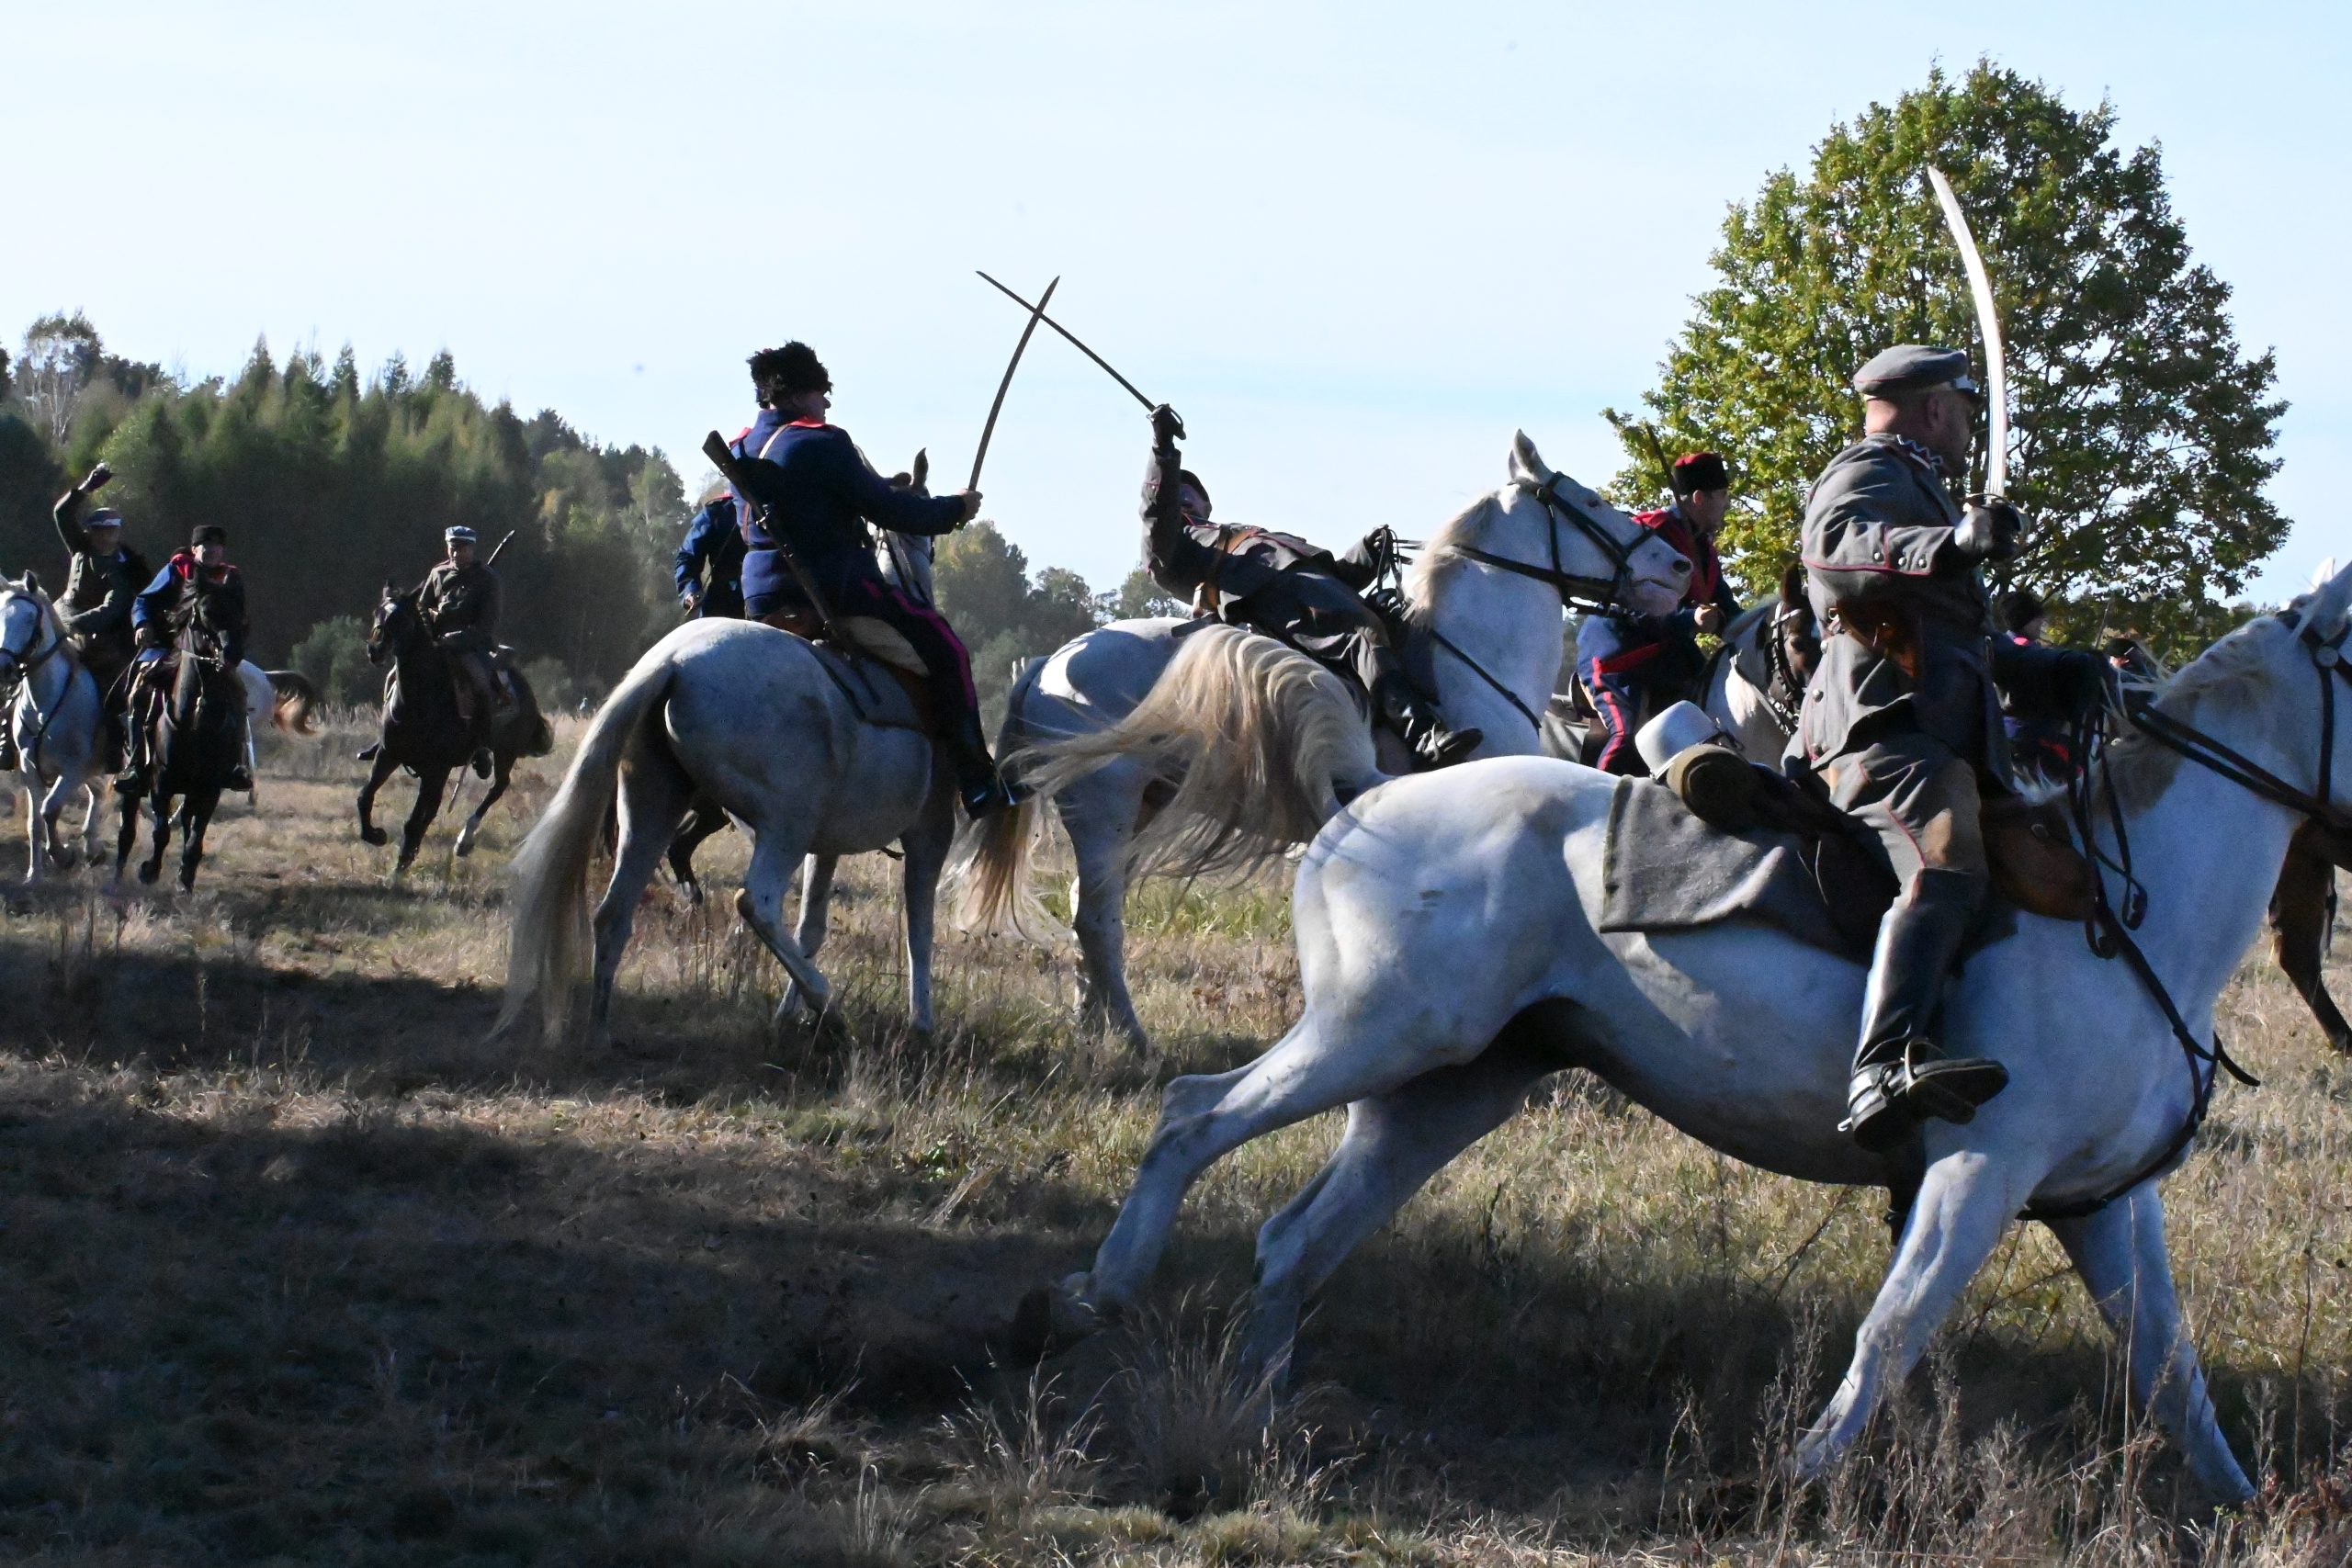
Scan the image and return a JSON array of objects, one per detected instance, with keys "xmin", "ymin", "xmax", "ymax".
[
  {"xmin": 114, "ymin": 697, "xmax": 153, "ymax": 795},
  {"xmin": 1370, "ymin": 662, "xmax": 1483, "ymax": 770},
  {"xmin": 944, "ymin": 708, "xmax": 1016, "ymax": 818},
  {"xmin": 1844, "ymin": 867, "xmax": 2010, "ymax": 1152}
]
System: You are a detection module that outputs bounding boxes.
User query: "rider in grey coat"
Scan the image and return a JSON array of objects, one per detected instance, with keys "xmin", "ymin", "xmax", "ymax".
[{"xmin": 1797, "ymin": 344, "xmax": 2101, "ymax": 1152}]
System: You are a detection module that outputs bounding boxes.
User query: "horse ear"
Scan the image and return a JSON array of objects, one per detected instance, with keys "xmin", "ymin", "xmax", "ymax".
[
  {"xmin": 2306, "ymin": 558, "xmax": 2352, "ymax": 638},
  {"xmin": 911, "ymin": 449, "xmax": 928, "ymax": 489},
  {"xmin": 1781, "ymin": 559, "xmax": 1806, "ymax": 605},
  {"xmin": 2312, "ymin": 557, "xmax": 2341, "ymax": 592},
  {"xmin": 21, "ymin": 570, "xmax": 38, "ymax": 594},
  {"xmin": 1508, "ymin": 431, "xmax": 1553, "ymax": 491}
]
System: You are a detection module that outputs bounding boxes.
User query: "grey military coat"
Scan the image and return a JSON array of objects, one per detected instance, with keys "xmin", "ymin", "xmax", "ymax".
[{"xmin": 1794, "ymin": 434, "xmax": 2016, "ymax": 788}]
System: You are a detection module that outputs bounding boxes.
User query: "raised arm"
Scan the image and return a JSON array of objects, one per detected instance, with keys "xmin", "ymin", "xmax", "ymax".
[
  {"xmin": 830, "ymin": 431, "xmax": 971, "ymax": 537},
  {"xmin": 52, "ymin": 462, "xmax": 112, "ymax": 556}
]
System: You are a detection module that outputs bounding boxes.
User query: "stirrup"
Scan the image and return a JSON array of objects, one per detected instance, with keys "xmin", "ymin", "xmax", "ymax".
[{"xmin": 1842, "ymin": 1042, "xmax": 2009, "ymax": 1152}]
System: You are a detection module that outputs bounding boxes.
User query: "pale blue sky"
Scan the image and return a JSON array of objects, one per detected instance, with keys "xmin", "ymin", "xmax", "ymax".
[{"xmin": 8, "ymin": 1, "xmax": 2345, "ymax": 603}]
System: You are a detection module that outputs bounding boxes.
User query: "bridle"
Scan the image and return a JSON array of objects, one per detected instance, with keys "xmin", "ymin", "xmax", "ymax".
[
  {"xmin": 1754, "ymin": 603, "xmax": 1812, "ymax": 736},
  {"xmin": 1418, "ymin": 476, "xmax": 1665, "ymax": 734},
  {"xmin": 2030, "ymin": 611, "xmax": 2349, "ymax": 1220},
  {"xmin": 1437, "ymin": 474, "xmax": 1652, "ymax": 615},
  {"xmin": 1, "ymin": 592, "xmax": 77, "ymax": 776}
]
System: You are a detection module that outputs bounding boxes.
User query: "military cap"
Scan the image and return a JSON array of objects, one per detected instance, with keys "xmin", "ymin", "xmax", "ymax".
[
  {"xmin": 85, "ymin": 507, "xmax": 123, "ymax": 529},
  {"xmin": 1669, "ymin": 452, "xmax": 1728, "ymax": 495},
  {"xmin": 190, "ymin": 524, "xmax": 228, "ymax": 547},
  {"xmin": 1852, "ymin": 344, "xmax": 1980, "ymax": 400},
  {"xmin": 748, "ymin": 342, "xmax": 831, "ymax": 400},
  {"xmin": 445, "ymin": 525, "xmax": 478, "ymax": 544}
]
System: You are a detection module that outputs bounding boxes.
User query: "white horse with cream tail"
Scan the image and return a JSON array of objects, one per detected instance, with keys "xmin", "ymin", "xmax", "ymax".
[
  {"xmin": 950, "ymin": 433, "xmax": 1691, "ymax": 1045},
  {"xmin": 1023, "ymin": 564, "xmax": 2352, "ymax": 1500}
]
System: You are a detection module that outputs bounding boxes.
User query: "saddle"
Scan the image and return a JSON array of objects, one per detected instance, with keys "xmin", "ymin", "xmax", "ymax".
[
  {"xmin": 1600, "ymin": 766, "xmax": 2093, "ymax": 960},
  {"xmin": 757, "ymin": 608, "xmax": 929, "ymax": 731}
]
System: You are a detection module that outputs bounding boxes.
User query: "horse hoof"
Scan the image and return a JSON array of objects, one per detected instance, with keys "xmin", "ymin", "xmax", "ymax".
[
  {"xmin": 137, "ymin": 864, "xmax": 159, "ymax": 886},
  {"xmin": 360, "ymin": 826, "xmax": 388, "ymax": 846}
]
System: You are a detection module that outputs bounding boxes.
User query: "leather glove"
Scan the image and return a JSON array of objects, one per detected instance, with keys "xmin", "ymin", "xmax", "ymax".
[
  {"xmin": 2052, "ymin": 648, "xmax": 2110, "ymax": 714},
  {"xmin": 1954, "ymin": 495, "xmax": 2024, "ymax": 561},
  {"xmin": 1357, "ymin": 525, "xmax": 1397, "ymax": 575},
  {"xmin": 136, "ymin": 623, "xmax": 167, "ymax": 649},
  {"xmin": 1149, "ymin": 403, "xmax": 1185, "ymax": 446}
]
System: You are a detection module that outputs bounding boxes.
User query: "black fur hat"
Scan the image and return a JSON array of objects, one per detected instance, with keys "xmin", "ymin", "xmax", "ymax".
[
  {"xmin": 1669, "ymin": 451, "xmax": 1729, "ymax": 496},
  {"xmin": 190, "ymin": 524, "xmax": 228, "ymax": 547},
  {"xmin": 748, "ymin": 343, "xmax": 831, "ymax": 405}
]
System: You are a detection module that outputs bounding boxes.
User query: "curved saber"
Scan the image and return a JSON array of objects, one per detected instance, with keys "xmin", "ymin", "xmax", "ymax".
[
  {"xmin": 978, "ymin": 270, "xmax": 1157, "ymax": 412},
  {"xmin": 1927, "ymin": 166, "xmax": 2007, "ymax": 497},
  {"xmin": 968, "ymin": 274, "xmax": 1058, "ymax": 491}
]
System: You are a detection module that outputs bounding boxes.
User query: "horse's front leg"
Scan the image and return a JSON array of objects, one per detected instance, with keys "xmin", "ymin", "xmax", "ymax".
[
  {"xmin": 2046, "ymin": 1188, "xmax": 2254, "ymax": 1501},
  {"xmin": 395, "ymin": 766, "xmax": 449, "ymax": 874},
  {"xmin": 1792, "ymin": 1145, "xmax": 2026, "ymax": 1480},
  {"xmin": 113, "ymin": 784, "xmax": 141, "ymax": 883},
  {"xmin": 138, "ymin": 794, "xmax": 172, "ymax": 886},
  {"xmin": 778, "ymin": 854, "xmax": 839, "ymax": 1024},
  {"xmin": 178, "ymin": 790, "xmax": 220, "ymax": 891},
  {"xmin": 453, "ymin": 753, "xmax": 513, "ymax": 858},
  {"xmin": 356, "ymin": 749, "xmax": 399, "ymax": 846},
  {"xmin": 897, "ymin": 793, "xmax": 956, "ymax": 1035},
  {"xmin": 20, "ymin": 765, "xmax": 47, "ymax": 884}
]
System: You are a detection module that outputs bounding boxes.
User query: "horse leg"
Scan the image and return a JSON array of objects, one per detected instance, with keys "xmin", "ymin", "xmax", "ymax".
[
  {"xmin": 20, "ymin": 765, "xmax": 45, "ymax": 884},
  {"xmin": 1240, "ymin": 1032, "xmax": 1556, "ymax": 1393},
  {"xmin": 395, "ymin": 766, "xmax": 448, "ymax": 873},
  {"xmin": 454, "ymin": 753, "xmax": 513, "ymax": 857},
  {"xmin": 139, "ymin": 795, "xmax": 171, "ymax": 886},
  {"xmin": 897, "ymin": 795, "xmax": 956, "ymax": 1035},
  {"xmin": 586, "ymin": 750, "xmax": 695, "ymax": 1043},
  {"xmin": 1792, "ymin": 1149, "xmax": 2025, "ymax": 1479},
  {"xmin": 734, "ymin": 833, "xmax": 836, "ymax": 1024},
  {"xmin": 114, "ymin": 784, "xmax": 140, "ymax": 883},
  {"xmin": 2046, "ymin": 1188, "xmax": 2253, "ymax": 1501},
  {"xmin": 356, "ymin": 750, "xmax": 399, "ymax": 846},
  {"xmin": 178, "ymin": 790, "xmax": 219, "ymax": 891},
  {"xmin": 1063, "ymin": 781, "xmax": 1149, "ymax": 1050},
  {"xmin": 37, "ymin": 770, "xmax": 79, "ymax": 874},
  {"xmin": 666, "ymin": 800, "xmax": 730, "ymax": 904},
  {"xmin": 79, "ymin": 782, "xmax": 105, "ymax": 866},
  {"xmin": 1067, "ymin": 1007, "xmax": 1452, "ymax": 1325},
  {"xmin": 778, "ymin": 854, "xmax": 839, "ymax": 1024}
]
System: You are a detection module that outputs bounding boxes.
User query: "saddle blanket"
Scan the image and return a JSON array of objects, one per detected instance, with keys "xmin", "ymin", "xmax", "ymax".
[{"xmin": 1598, "ymin": 775, "xmax": 1888, "ymax": 957}]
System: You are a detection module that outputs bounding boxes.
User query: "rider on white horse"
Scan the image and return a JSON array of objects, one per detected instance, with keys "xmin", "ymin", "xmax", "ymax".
[
  {"xmin": 119, "ymin": 524, "xmax": 253, "ymax": 795},
  {"xmin": 1800, "ymin": 344, "xmax": 2106, "ymax": 1150},
  {"xmin": 0, "ymin": 465, "xmax": 147, "ymax": 779},
  {"xmin": 733, "ymin": 342, "xmax": 1011, "ymax": 817},
  {"xmin": 1142, "ymin": 402, "xmax": 1481, "ymax": 768},
  {"xmin": 1575, "ymin": 451, "xmax": 1743, "ymax": 774}
]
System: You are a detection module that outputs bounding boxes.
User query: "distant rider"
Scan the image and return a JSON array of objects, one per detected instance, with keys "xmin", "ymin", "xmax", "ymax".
[
  {"xmin": 729, "ymin": 342, "xmax": 1012, "ymax": 818},
  {"xmin": 674, "ymin": 488, "xmax": 748, "ymax": 619},
  {"xmin": 417, "ymin": 525, "xmax": 509, "ymax": 777},
  {"xmin": 1796, "ymin": 344, "xmax": 2103, "ymax": 1151},
  {"xmin": 1575, "ymin": 451, "xmax": 1744, "ymax": 774},
  {"xmin": 1, "ymin": 463, "xmax": 150, "ymax": 775},
  {"xmin": 1140, "ymin": 402, "xmax": 1482, "ymax": 769},
  {"xmin": 119, "ymin": 523, "xmax": 253, "ymax": 795}
]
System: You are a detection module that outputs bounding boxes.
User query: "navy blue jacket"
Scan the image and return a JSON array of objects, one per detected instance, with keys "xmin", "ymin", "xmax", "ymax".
[
  {"xmin": 731, "ymin": 413, "xmax": 964, "ymax": 610},
  {"xmin": 133, "ymin": 552, "xmax": 248, "ymax": 669},
  {"xmin": 673, "ymin": 493, "xmax": 748, "ymax": 617}
]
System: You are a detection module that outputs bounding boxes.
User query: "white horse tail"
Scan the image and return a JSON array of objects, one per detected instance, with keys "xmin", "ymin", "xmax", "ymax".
[
  {"xmin": 499, "ymin": 647, "xmax": 674, "ymax": 1041},
  {"xmin": 265, "ymin": 670, "xmax": 318, "ymax": 733},
  {"xmin": 1028, "ymin": 625, "xmax": 1380, "ymax": 882},
  {"xmin": 946, "ymin": 656, "xmax": 1055, "ymax": 939}
]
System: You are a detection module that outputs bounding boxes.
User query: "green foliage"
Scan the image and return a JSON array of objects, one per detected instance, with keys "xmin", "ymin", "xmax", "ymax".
[
  {"xmin": 0, "ymin": 325, "xmax": 688, "ymax": 683},
  {"xmin": 1109, "ymin": 566, "xmax": 1186, "ymax": 622},
  {"xmin": 933, "ymin": 521, "xmax": 1108, "ymax": 720},
  {"xmin": 289, "ymin": 615, "xmax": 373, "ymax": 707},
  {"xmin": 1609, "ymin": 61, "xmax": 2287, "ymax": 661}
]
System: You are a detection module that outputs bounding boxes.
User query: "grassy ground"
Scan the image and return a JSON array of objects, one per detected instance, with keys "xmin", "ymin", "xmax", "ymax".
[{"xmin": 1, "ymin": 710, "xmax": 2348, "ymax": 1565}]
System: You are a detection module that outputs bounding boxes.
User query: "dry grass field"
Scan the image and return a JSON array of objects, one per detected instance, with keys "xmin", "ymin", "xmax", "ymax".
[{"xmin": 2, "ymin": 710, "xmax": 2349, "ymax": 1566}]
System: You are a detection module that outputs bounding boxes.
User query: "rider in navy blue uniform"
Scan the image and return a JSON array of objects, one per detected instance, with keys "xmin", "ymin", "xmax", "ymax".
[
  {"xmin": 730, "ymin": 343, "xmax": 1011, "ymax": 816},
  {"xmin": 673, "ymin": 490, "xmax": 747, "ymax": 619}
]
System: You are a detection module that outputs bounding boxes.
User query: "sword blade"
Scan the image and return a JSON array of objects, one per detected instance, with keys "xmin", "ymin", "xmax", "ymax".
[
  {"xmin": 1927, "ymin": 166, "xmax": 2008, "ymax": 496},
  {"xmin": 976, "ymin": 270, "xmax": 1156, "ymax": 411},
  {"xmin": 968, "ymin": 274, "xmax": 1058, "ymax": 492}
]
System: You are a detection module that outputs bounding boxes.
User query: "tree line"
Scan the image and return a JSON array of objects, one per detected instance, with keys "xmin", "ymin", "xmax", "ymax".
[{"xmin": 0, "ymin": 317, "xmax": 1148, "ymax": 714}]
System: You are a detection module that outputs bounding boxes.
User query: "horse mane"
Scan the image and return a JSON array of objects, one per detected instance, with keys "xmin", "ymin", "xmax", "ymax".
[
  {"xmin": 2104, "ymin": 612, "xmax": 2291, "ymax": 814},
  {"xmin": 1399, "ymin": 490, "xmax": 1506, "ymax": 619},
  {"xmin": 1718, "ymin": 596, "xmax": 1773, "ymax": 651}
]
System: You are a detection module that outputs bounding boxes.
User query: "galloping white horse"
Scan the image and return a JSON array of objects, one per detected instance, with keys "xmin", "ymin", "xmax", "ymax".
[
  {"xmin": 1030, "ymin": 564, "xmax": 2352, "ymax": 1500},
  {"xmin": 3, "ymin": 575, "xmax": 105, "ymax": 881},
  {"xmin": 950, "ymin": 434, "xmax": 1691, "ymax": 1047},
  {"xmin": 501, "ymin": 463, "xmax": 965, "ymax": 1044}
]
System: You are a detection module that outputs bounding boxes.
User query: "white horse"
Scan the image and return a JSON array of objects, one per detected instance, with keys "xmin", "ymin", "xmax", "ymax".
[
  {"xmin": 1028, "ymin": 566, "xmax": 2352, "ymax": 1502},
  {"xmin": 3, "ymin": 574, "xmax": 106, "ymax": 881},
  {"xmin": 500, "ymin": 460, "xmax": 966, "ymax": 1044},
  {"xmin": 949, "ymin": 433, "xmax": 1692, "ymax": 1047}
]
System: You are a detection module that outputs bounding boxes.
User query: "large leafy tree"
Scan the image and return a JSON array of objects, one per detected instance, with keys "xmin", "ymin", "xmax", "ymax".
[{"xmin": 1609, "ymin": 62, "xmax": 2287, "ymax": 653}]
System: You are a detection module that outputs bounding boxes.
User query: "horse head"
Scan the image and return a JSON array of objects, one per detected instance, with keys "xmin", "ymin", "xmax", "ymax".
[
  {"xmin": 368, "ymin": 580, "xmax": 424, "ymax": 668},
  {"xmin": 879, "ymin": 447, "xmax": 939, "ymax": 606},
  {"xmin": 1774, "ymin": 559, "xmax": 1821, "ymax": 693},
  {"xmin": 0, "ymin": 573, "xmax": 59, "ymax": 680},
  {"xmin": 1470, "ymin": 431, "xmax": 1688, "ymax": 616}
]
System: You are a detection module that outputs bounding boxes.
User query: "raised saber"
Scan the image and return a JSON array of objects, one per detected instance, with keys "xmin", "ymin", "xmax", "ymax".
[
  {"xmin": 977, "ymin": 270, "xmax": 1156, "ymax": 411},
  {"xmin": 968, "ymin": 274, "xmax": 1058, "ymax": 491},
  {"xmin": 1927, "ymin": 165, "xmax": 2008, "ymax": 497}
]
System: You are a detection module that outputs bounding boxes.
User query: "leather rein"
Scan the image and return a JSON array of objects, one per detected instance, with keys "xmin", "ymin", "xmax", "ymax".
[
  {"xmin": 2030, "ymin": 615, "xmax": 2348, "ymax": 1220},
  {"xmin": 1419, "ymin": 477, "xmax": 1650, "ymax": 733},
  {"xmin": 0, "ymin": 595, "xmax": 77, "ymax": 775}
]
